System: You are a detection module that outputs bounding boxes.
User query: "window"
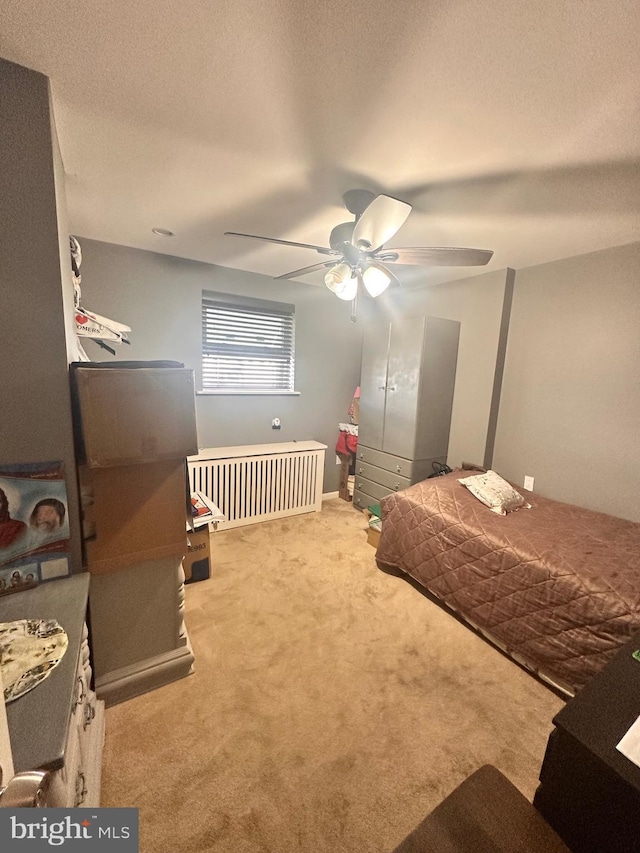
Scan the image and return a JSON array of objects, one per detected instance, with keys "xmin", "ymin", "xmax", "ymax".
[{"xmin": 201, "ymin": 291, "xmax": 296, "ymax": 393}]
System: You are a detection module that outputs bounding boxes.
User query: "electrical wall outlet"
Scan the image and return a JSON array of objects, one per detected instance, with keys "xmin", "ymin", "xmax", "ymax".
[
  {"xmin": 524, "ymin": 475, "xmax": 535, "ymax": 491},
  {"xmin": 271, "ymin": 417, "xmax": 281, "ymax": 430}
]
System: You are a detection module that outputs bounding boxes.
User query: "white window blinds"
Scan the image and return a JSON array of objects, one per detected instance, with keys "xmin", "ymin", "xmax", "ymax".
[{"xmin": 202, "ymin": 292, "xmax": 295, "ymax": 392}]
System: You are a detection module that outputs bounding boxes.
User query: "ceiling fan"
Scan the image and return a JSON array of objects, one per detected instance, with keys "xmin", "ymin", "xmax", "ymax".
[{"xmin": 225, "ymin": 189, "xmax": 494, "ymax": 301}]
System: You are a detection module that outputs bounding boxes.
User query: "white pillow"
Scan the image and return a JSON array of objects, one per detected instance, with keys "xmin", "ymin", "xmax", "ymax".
[{"xmin": 459, "ymin": 470, "xmax": 531, "ymax": 516}]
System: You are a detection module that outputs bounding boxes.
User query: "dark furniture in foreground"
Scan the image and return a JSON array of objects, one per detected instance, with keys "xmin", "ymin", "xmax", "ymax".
[
  {"xmin": 376, "ymin": 471, "xmax": 640, "ymax": 695},
  {"xmin": 391, "ymin": 765, "xmax": 569, "ymax": 852},
  {"xmin": 534, "ymin": 630, "xmax": 640, "ymax": 852}
]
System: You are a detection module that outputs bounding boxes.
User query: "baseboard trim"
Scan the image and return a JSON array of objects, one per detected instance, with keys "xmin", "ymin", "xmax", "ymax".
[
  {"xmin": 96, "ymin": 641, "xmax": 195, "ymax": 707},
  {"xmin": 322, "ymin": 491, "xmax": 340, "ymax": 500}
]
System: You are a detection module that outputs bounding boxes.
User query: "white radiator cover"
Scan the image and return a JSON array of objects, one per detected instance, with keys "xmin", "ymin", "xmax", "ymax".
[{"xmin": 188, "ymin": 441, "xmax": 327, "ymax": 530}]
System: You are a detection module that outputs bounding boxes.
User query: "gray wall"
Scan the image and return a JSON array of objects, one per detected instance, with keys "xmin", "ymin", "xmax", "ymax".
[
  {"xmin": 493, "ymin": 241, "xmax": 640, "ymax": 522},
  {"xmin": 0, "ymin": 58, "xmax": 82, "ymax": 568},
  {"xmin": 368, "ymin": 269, "xmax": 511, "ymax": 469},
  {"xmin": 77, "ymin": 238, "xmax": 365, "ymax": 491},
  {"xmin": 77, "ymin": 235, "xmax": 640, "ymax": 522}
]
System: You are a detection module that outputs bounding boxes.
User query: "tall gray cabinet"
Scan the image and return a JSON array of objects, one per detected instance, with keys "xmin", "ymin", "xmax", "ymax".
[{"xmin": 354, "ymin": 315, "xmax": 460, "ymax": 510}]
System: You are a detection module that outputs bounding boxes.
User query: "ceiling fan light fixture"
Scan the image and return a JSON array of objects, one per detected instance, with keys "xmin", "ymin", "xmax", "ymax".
[
  {"xmin": 324, "ymin": 262, "xmax": 353, "ymax": 293},
  {"xmin": 334, "ymin": 275, "xmax": 358, "ymax": 301},
  {"xmin": 362, "ymin": 265, "xmax": 391, "ymax": 297}
]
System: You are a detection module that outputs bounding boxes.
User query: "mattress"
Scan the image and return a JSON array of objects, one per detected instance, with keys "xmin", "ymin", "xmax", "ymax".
[{"xmin": 376, "ymin": 471, "xmax": 640, "ymax": 694}]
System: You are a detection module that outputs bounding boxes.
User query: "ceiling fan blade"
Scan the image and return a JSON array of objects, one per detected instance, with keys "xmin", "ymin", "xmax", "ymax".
[
  {"xmin": 351, "ymin": 195, "xmax": 412, "ymax": 252},
  {"xmin": 274, "ymin": 260, "xmax": 340, "ymax": 280},
  {"xmin": 378, "ymin": 247, "xmax": 494, "ymax": 267},
  {"xmin": 224, "ymin": 232, "xmax": 337, "ymax": 256}
]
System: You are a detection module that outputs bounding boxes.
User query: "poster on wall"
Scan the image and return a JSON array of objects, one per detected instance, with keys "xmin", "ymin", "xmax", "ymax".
[{"xmin": 0, "ymin": 461, "xmax": 71, "ymax": 594}]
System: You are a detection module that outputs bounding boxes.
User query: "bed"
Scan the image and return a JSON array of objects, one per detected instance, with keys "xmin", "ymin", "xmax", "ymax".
[{"xmin": 376, "ymin": 471, "xmax": 640, "ymax": 695}]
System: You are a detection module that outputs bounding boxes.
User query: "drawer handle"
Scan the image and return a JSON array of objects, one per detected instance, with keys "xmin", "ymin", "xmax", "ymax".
[
  {"xmin": 83, "ymin": 702, "xmax": 96, "ymax": 730},
  {"xmin": 394, "ymin": 483, "xmax": 400, "ymax": 490},
  {"xmin": 74, "ymin": 676, "xmax": 86, "ymax": 710},
  {"xmin": 74, "ymin": 772, "xmax": 87, "ymax": 807},
  {"xmin": 396, "ymin": 465, "xmax": 402, "ymax": 473},
  {"xmin": 358, "ymin": 467, "xmax": 363, "ymax": 473}
]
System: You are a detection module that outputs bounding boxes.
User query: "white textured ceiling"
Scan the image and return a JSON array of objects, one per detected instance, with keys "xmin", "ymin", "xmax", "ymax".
[{"xmin": 1, "ymin": 0, "xmax": 640, "ymax": 287}]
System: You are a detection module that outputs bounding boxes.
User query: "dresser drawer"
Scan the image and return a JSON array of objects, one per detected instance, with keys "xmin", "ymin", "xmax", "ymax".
[
  {"xmin": 356, "ymin": 446, "xmax": 414, "ymax": 478},
  {"xmin": 78, "ymin": 700, "xmax": 105, "ymax": 808},
  {"xmin": 355, "ymin": 460, "xmax": 411, "ymax": 493},
  {"xmin": 46, "ymin": 715, "xmax": 82, "ymax": 807},
  {"xmin": 353, "ymin": 489, "xmax": 371, "ymax": 512},
  {"xmin": 353, "ymin": 475, "xmax": 394, "ymax": 503},
  {"xmin": 353, "ymin": 488, "xmax": 379, "ymax": 512}
]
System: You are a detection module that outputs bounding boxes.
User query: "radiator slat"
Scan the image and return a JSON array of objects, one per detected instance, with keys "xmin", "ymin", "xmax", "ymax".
[{"xmin": 189, "ymin": 443, "xmax": 326, "ymax": 530}]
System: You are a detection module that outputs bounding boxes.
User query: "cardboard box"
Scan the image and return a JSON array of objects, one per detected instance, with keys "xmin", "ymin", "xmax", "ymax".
[
  {"xmin": 82, "ymin": 459, "xmax": 188, "ymax": 574},
  {"xmin": 367, "ymin": 527, "xmax": 381, "ymax": 549},
  {"xmin": 89, "ymin": 556, "xmax": 184, "ymax": 676},
  {"xmin": 183, "ymin": 526, "xmax": 211, "ymax": 583},
  {"xmin": 72, "ymin": 366, "xmax": 199, "ymax": 467}
]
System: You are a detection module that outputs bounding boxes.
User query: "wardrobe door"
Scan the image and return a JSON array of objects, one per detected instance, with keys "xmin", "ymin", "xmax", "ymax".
[
  {"xmin": 414, "ymin": 316, "xmax": 460, "ymax": 460},
  {"xmin": 382, "ymin": 317, "xmax": 425, "ymax": 459},
  {"xmin": 358, "ymin": 322, "xmax": 391, "ymax": 451}
]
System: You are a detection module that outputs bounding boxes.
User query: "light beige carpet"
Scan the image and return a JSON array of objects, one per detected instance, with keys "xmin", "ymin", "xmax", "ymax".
[{"xmin": 101, "ymin": 498, "xmax": 564, "ymax": 852}]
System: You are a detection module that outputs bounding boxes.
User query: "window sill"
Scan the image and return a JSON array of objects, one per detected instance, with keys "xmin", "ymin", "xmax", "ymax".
[{"xmin": 197, "ymin": 390, "xmax": 301, "ymax": 396}]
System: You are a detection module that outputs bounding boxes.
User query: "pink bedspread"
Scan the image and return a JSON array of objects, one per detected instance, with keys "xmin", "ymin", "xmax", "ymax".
[{"xmin": 376, "ymin": 472, "xmax": 640, "ymax": 693}]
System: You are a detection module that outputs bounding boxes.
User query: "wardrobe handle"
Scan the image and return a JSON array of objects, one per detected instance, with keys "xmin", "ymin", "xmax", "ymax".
[
  {"xmin": 388, "ymin": 386, "xmax": 397, "ymax": 392},
  {"xmin": 377, "ymin": 385, "xmax": 386, "ymax": 391}
]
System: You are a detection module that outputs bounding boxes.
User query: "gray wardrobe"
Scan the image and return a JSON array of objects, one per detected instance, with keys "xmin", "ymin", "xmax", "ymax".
[{"xmin": 354, "ymin": 315, "xmax": 460, "ymax": 511}]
